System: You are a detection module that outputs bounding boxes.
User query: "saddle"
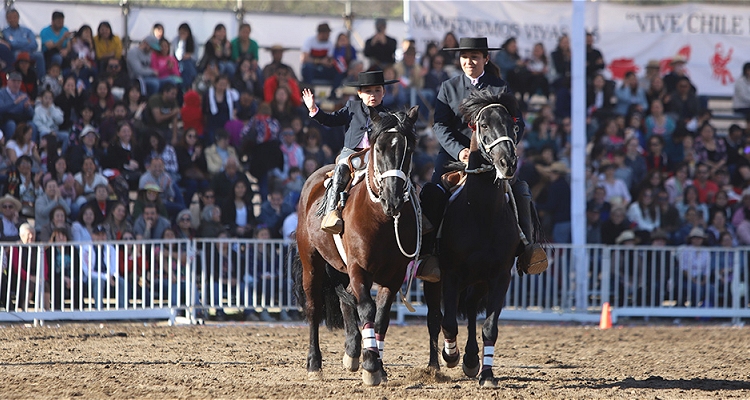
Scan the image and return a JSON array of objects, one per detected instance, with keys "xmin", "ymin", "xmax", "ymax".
[{"xmin": 324, "ymin": 147, "xmax": 371, "ymax": 190}]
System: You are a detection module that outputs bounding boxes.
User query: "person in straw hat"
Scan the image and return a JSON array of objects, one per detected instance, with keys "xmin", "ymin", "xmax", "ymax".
[
  {"xmin": 0, "ymin": 194, "xmax": 24, "ymax": 241},
  {"xmin": 418, "ymin": 37, "xmax": 547, "ymax": 281},
  {"xmin": 302, "ymin": 70, "xmax": 399, "ymax": 236}
]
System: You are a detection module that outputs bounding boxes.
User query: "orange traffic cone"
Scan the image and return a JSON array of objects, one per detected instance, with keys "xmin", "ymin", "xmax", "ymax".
[{"xmin": 599, "ymin": 302, "xmax": 612, "ymax": 330}]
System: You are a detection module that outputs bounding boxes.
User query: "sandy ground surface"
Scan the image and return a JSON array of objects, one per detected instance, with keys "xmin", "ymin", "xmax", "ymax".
[{"xmin": 0, "ymin": 319, "xmax": 749, "ymax": 399}]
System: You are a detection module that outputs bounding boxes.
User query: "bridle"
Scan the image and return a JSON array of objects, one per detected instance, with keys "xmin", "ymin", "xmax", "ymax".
[{"xmin": 466, "ymin": 103, "xmax": 518, "ymax": 178}]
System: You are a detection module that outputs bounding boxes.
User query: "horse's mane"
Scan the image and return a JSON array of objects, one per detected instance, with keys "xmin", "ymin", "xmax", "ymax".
[
  {"xmin": 369, "ymin": 109, "xmax": 417, "ymax": 147},
  {"xmin": 459, "ymin": 89, "xmax": 520, "ymax": 125}
]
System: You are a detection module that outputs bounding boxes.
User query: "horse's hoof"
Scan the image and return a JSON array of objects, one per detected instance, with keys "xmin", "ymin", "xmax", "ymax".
[
  {"xmin": 343, "ymin": 353, "xmax": 359, "ymax": 372},
  {"xmin": 480, "ymin": 377, "xmax": 498, "ymax": 388},
  {"xmin": 427, "ymin": 363, "xmax": 440, "ymax": 371},
  {"xmin": 362, "ymin": 369, "xmax": 382, "ymax": 386},
  {"xmin": 463, "ymin": 362, "xmax": 480, "ymax": 378},
  {"xmin": 442, "ymin": 350, "xmax": 460, "ymax": 368},
  {"xmin": 307, "ymin": 371, "xmax": 323, "ymax": 381}
]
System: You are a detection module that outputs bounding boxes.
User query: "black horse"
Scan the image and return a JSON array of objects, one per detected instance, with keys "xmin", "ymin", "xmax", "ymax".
[
  {"xmin": 424, "ymin": 90, "xmax": 527, "ymax": 387},
  {"xmin": 294, "ymin": 107, "xmax": 420, "ymax": 386}
]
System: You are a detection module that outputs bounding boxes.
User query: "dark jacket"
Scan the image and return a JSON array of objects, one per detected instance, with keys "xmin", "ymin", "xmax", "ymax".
[
  {"xmin": 311, "ymin": 99, "xmax": 387, "ymax": 151},
  {"xmin": 432, "ymin": 73, "xmax": 524, "ymax": 162}
]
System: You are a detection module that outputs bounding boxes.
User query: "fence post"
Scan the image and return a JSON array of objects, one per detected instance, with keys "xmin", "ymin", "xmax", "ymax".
[
  {"xmin": 732, "ymin": 249, "xmax": 742, "ymax": 325},
  {"xmin": 120, "ymin": 0, "xmax": 131, "ymax": 49}
]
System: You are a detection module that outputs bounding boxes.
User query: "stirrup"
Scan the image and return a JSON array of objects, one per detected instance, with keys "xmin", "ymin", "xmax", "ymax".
[
  {"xmin": 321, "ymin": 210, "xmax": 343, "ymax": 235},
  {"xmin": 415, "ymin": 255, "xmax": 441, "ymax": 283},
  {"xmin": 517, "ymin": 243, "xmax": 548, "ymax": 275}
]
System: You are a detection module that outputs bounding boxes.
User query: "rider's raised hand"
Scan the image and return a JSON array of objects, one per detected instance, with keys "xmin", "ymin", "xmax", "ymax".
[{"xmin": 302, "ymin": 88, "xmax": 317, "ymax": 113}]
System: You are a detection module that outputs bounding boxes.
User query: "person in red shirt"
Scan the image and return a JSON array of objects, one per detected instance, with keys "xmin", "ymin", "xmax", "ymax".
[
  {"xmin": 692, "ymin": 163, "xmax": 719, "ymax": 204},
  {"xmin": 263, "ymin": 66, "xmax": 300, "ymax": 107}
]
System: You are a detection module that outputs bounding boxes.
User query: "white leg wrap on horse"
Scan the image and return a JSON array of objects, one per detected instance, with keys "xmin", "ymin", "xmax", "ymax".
[
  {"xmin": 483, "ymin": 345, "xmax": 495, "ymax": 368},
  {"xmin": 377, "ymin": 339, "xmax": 384, "ymax": 360},
  {"xmin": 362, "ymin": 328, "xmax": 377, "ymax": 350},
  {"xmin": 444, "ymin": 339, "xmax": 457, "ymax": 356}
]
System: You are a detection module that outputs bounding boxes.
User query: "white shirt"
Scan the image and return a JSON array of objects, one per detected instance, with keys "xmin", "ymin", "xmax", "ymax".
[
  {"xmin": 467, "ymin": 71, "xmax": 485, "ymax": 86},
  {"xmin": 235, "ymin": 205, "xmax": 247, "ymax": 227}
]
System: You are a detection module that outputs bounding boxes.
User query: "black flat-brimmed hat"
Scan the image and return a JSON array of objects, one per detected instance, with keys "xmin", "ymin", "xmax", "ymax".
[
  {"xmin": 442, "ymin": 37, "xmax": 501, "ymax": 52},
  {"xmin": 344, "ymin": 71, "xmax": 399, "ymax": 88}
]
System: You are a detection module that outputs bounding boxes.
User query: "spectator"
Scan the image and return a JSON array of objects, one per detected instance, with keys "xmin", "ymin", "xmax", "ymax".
[
  {"xmin": 645, "ymin": 75, "xmax": 668, "ymax": 107},
  {"xmin": 180, "ymin": 90, "xmax": 203, "ymax": 138},
  {"xmin": 104, "ymin": 121, "xmax": 140, "ymax": 190},
  {"xmin": 231, "ymin": 23, "xmax": 259, "ymax": 63},
  {"xmin": 4, "ymin": 223, "xmax": 44, "ymax": 309},
  {"xmin": 300, "ymin": 23, "xmax": 336, "ymax": 85},
  {"xmin": 6, "ymin": 156, "xmax": 41, "ymax": 219},
  {"xmin": 598, "ymin": 162, "xmax": 631, "ymax": 207},
  {"xmin": 692, "ymin": 163, "xmax": 719, "ymax": 205},
  {"xmin": 0, "ymin": 194, "xmax": 24, "ymax": 241},
  {"xmin": 138, "ymin": 156, "xmax": 184, "ymax": 218},
  {"xmin": 71, "ymin": 203, "xmax": 96, "ymax": 242},
  {"xmin": 665, "ymin": 76, "xmax": 700, "ymax": 128},
  {"xmin": 55, "ymin": 75, "xmax": 86, "ymax": 135},
  {"xmin": 197, "ymin": 204, "xmax": 224, "ymax": 238},
  {"xmin": 493, "ymin": 37, "xmax": 526, "ymax": 95},
  {"xmin": 192, "ymin": 59, "xmax": 219, "ymax": 97},
  {"xmin": 6, "ymin": 123, "xmax": 40, "ymax": 167},
  {"xmin": 655, "ymin": 190, "xmax": 681, "ymax": 237},
  {"xmin": 40, "ymin": 62, "xmax": 62, "ymax": 97},
  {"xmin": 211, "ymin": 155, "xmax": 250, "ymax": 201},
  {"xmin": 88, "ymin": 225, "xmax": 126, "ymax": 309},
  {"xmin": 551, "ymin": 35, "xmax": 571, "ymax": 119},
  {"xmin": 271, "ymin": 127, "xmax": 304, "ymax": 185},
  {"xmin": 644, "ymin": 98, "xmax": 676, "ymax": 140},
  {"xmin": 152, "ymin": 23, "xmax": 164, "ymax": 40},
  {"xmin": 706, "ymin": 209, "xmax": 737, "ymax": 246},
  {"xmin": 46, "ymin": 156, "xmax": 76, "ymax": 209},
  {"xmin": 623, "ymin": 137, "xmax": 647, "ymax": 186},
  {"xmin": 0, "ymin": 71, "xmax": 34, "ymax": 141},
  {"xmin": 200, "ymin": 24, "xmax": 234, "ymax": 76},
  {"xmin": 3, "ymin": 9, "xmax": 45, "ymax": 78},
  {"xmin": 37, "ymin": 204, "xmax": 72, "ymax": 242},
  {"xmin": 66, "ymin": 125, "xmax": 102, "ymax": 175},
  {"xmin": 382, "ymin": 65, "xmax": 408, "ymax": 110},
  {"xmin": 175, "ymin": 127, "xmax": 207, "ymax": 203},
  {"xmin": 126, "ymin": 35, "xmax": 160, "ymax": 96},
  {"xmin": 601, "ymin": 206, "xmax": 630, "ymax": 245},
  {"xmin": 332, "ymin": 33, "xmax": 357, "ymax": 88},
  {"xmin": 261, "ymin": 45, "xmax": 296, "ymax": 81},
  {"xmin": 103, "ymin": 202, "xmax": 132, "ymax": 241},
  {"xmin": 693, "ymin": 122, "xmax": 727, "ymax": 177},
  {"xmin": 524, "ymin": 42, "xmax": 550, "ymax": 100},
  {"xmin": 264, "ymin": 64, "xmax": 300, "ymax": 108},
  {"xmin": 537, "ymin": 162, "xmax": 572, "ymax": 243},
  {"xmin": 73, "ymin": 156, "xmax": 108, "ymax": 209},
  {"xmin": 663, "ymin": 55, "xmax": 694, "ymax": 94},
  {"xmin": 84, "ymin": 183, "xmax": 115, "ymax": 225},
  {"xmin": 643, "ymin": 135, "xmax": 670, "ymax": 175},
  {"xmin": 257, "ymin": 189, "xmax": 293, "ymax": 239},
  {"xmin": 146, "ymin": 81, "xmax": 180, "ymax": 143},
  {"xmin": 202, "ymin": 75, "xmax": 238, "ymax": 146},
  {"xmin": 269, "ymin": 86, "xmax": 298, "ymax": 127},
  {"xmin": 364, "ymin": 18, "xmax": 396, "ymax": 69},
  {"xmin": 614, "ymin": 71, "xmax": 648, "ymax": 116},
  {"xmin": 35, "ymin": 177, "xmax": 70, "ymax": 231},
  {"xmin": 173, "ymin": 208, "xmax": 195, "ymax": 240},
  {"xmin": 639, "ymin": 59, "xmax": 661, "ymax": 92},
  {"xmin": 676, "ymin": 185, "xmax": 709, "ymax": 225},
  {"xmin": 676, "ymin": 227, "xmax": 715, "ymax": 307},
  {"xmin": 142, "ymin": 130, "xmax": 179, "ymax": 180},
  {"xmin": 585, "ymin": 32, "xmax": 605, "ymax": 80},
  {"xmin": 88, "ymin": 80, "xmax": 115, "ymax": 124},
  {"xmin": 437, "ymin": 32, "xmax": 460, "ymax": 71},
  {"xmin": 98, "ymin": 101, "xmax": 128, "ymax": 149},
  {"xmin": 234, "ymin": 57, "xmax": 264, "ymax": 99},
  {"xmin": 70, "ymin": 24, "xmax": 97, "ymax": 75},
  {"xmin": 33, "ymin": 90, "xmax": 66, "ymax": 151},
  {"xmin": 302, "ymin": 127, "xmax": 332, "ymax": 168},
  {"xmin": 423, "ymin": 54, "xmax": 450, "ymax": 98},
  {"xmin": 627, "ymin": 187, "xmax": 661, "ymax": 240},
  {"xmin": 92, "ymin": 21, "xmax": 122, "ymax": 71},
  {"xmin": 732, "ymin": 62, "xmax": 750, "ymax": 119},
  {"xmin": 40, "ymin": 11, "xmax": 73, "ymax": 70},
  {"xmin": 235, "ymin": 90, "xmax": 258, "ymax": 122},
  {"xmin": 586, "ymin": 204, "xmax": 602, "ymax": 244},
  {"xmin": 46, "ymin": 227, "xmax": 79, "ymax": 310},
  {"xmin": 151, "ymin": 37, "xmax": 182, "ymax": 88},
  {"xmin": 205, "ymin": 129, "xmax": 238, "ymax": 177},
  {"xmin": 133, "ymin": 202, "xmax": 171, "ymax": 240},
  {"xmin": 172, "ymin": 23, "xmax": 197, "ymax": 90},
  {"xmin": 132, "ymin": 183, "xmax": 168, "ymax": 221},
  {"xmin": 220, "ymin": 179, "xmax": 256, "ymax": 238}
]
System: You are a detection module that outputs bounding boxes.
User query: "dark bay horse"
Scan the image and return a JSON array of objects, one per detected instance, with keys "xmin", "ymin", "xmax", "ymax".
[
  {"xmin": 424, "ymin": 90, "xmax": 524, "ymax": 388},
  {"xmin": 294, "ymin": 106, "xmax": 420, "ymax": 386}
]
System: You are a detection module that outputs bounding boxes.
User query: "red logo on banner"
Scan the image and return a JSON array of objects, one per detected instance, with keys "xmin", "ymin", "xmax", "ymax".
[
  {"xmin": 710, "ymin": 43, "xmax": 734, "ymax": 85},
  {"xmin": 661, "ymin": 46, "xmax": 691, "ymax": 75},
  {"xmin": 608, "ymin": 58, "xmax": 639, "ymax": 80}
]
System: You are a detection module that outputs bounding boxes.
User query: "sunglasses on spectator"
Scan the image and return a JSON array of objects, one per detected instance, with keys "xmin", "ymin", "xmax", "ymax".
[
  {"xmin": 186, "ymin": 134, "xmax": 196, "ymax": 138},
  {"xmin": 2, "ymin": 204, "xmax": 14, "ymax": 209},
  {"xmin": 179, "ymin": 217, "xmax": 191, "ymax": 222}
]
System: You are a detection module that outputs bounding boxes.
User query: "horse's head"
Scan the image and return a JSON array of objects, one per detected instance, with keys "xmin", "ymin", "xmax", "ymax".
[
  {"xmin": 462, "ymin": 90, "xmax": 520, "ymax": 181},
  {"xmin": 368, "ymin": 106, "xmax": 419, "ymax": 217}
]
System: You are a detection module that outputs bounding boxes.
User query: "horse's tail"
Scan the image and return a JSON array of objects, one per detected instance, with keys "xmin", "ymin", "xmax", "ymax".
[
  {"xmin": 292, "ymin": 252, "xmax": 346, "ymax": 330},
  {"xmin": 323, "ymin": 265, "xmax": 346, "ymax": 329}
]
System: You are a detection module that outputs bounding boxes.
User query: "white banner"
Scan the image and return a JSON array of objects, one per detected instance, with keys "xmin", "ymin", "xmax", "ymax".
[{"xmin": 406, "ymin": 0, "xmax": 750, "ymax": 96}]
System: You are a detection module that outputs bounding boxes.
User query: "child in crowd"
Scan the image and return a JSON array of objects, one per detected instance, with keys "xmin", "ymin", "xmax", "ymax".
[
  {"xmin": 33, "ymin": 90, "xmax": 67, "ymax": 152},
  {"xmin": 39, "ymin": 63, "xmax": 62, "ymax": 97}
]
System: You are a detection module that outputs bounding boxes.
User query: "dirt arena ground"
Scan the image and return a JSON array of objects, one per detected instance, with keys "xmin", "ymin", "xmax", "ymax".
[{"xmin": 0, "ymin": 319, "xmax": 749, "ymax": 399}]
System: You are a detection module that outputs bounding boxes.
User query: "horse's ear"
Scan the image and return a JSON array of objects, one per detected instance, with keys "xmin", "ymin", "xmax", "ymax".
[
  {"xmin": 369, "ymin": 107, "xmax": 381, "ymax": 124},
  {"xmin": 407, "ymin": 106, "xmax": 419, "ymax": 124}
]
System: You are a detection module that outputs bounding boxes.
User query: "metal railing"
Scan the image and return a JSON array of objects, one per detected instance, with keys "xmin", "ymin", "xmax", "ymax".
[{"xmin": 1, "ymin": 240, "xmax": 749, "ymax": 325}]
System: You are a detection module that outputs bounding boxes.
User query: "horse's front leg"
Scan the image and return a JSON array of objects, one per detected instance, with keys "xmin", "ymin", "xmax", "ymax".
[
  {"xmin": 479, "ymin": 273, "xmax": 512, "ymax": 388},
  {"xmin": 340, "ymin": 294, "xmax": 361, "ymax": 372},
  {"xmin": 462, "ymin": 288, "xmax": 481, "ymax": 378},
  {"xmin": 373, "ymin": 284, "xmax": 397, "ymax": 383},
  {"xmin": 424, "ymin": 281, "xmax": 443, "ymax": 370},
  {"xmin": 441, "ymin": 275, "xmax": 460, "ymax": 368},
  {"xmin": 349, "ymin": 265, "xmax": 381, "ymax": 386},
  {"xmin": 301, "ymin": 254, "xmax": 324, "ymax": 380}
]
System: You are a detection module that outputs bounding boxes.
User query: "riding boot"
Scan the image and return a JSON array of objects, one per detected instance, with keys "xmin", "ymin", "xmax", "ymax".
[
  {"xmin": 414, "ymin": 183, "xmax": 449, "ymax": 283},
  {"xmin": 512, "ymin": 180, "xmax": 548, "ymax": 275},
  {"xmin": 321, "ymin": 163, "xmax": 351, "ymax": 235}
]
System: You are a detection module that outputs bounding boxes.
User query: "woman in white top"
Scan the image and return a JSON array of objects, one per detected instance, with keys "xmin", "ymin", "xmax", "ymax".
[
  {"xmin": 5, "ymin": 123, "xmax": 40, "ymax": 166},
  {"xmin": 220, "ymin": 179, "xmax": 255, "ymax": 238},
  {"xmin": 599, "ymin": 162, "xmax": 631, "ymax": 207},
  {"xmin": 73, "ymin": 156, "xmax": 108, "ymax": 207},
  {"xmin": 627, "ymin": 187, "xmax": 661, "ymax": 233}
]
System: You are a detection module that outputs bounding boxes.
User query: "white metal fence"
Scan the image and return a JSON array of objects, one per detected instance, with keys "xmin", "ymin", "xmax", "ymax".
[{"xmin": 1, "ymin": 240, "xmax": 749, "ymax": 325}]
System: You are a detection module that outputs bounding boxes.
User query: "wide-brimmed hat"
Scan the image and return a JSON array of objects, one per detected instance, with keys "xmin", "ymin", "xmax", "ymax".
[
  {"xmin": 646, "ymin": 59, "xmax": 660, "ymax": 69},
  {"xmin": 344, "ymin": 71, "xmax": 398, "ymax": 88},
  {"xmin": 144, "ymin": 35, "xmax": 161, "ymax": 51},
  {"xmin": 0, "ymin": 194, "xmax": 21, "ymax": 211},
  {"xmin": 442, "ymin": 37, "xmax": 501, "ymax": 52},
  {"xmin": 615, "ymin": 230, "xmax": 636, "ymax": 245},
  {"xmin": 264, "ymin": 44, "xmax": 294, "ymax": 52},
  {"xmin": 671, "ymin": 55, "xmax": 688, "ymax": 65},
  {"xmin": 143, "ymin": 183, "xmax": 162, "ymax": 193},
  {"xmin": 688, "ymin": 227, "xmax": 706, "ymax": 240}
]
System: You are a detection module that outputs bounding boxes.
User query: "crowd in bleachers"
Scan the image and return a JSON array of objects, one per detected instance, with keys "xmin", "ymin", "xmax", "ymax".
[{"xmin": 2, "ymin": 7, "xmax": 750, "ymax": 316}]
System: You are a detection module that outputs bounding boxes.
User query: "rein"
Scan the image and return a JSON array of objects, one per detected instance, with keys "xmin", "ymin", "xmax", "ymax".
[{"xmin": 468, "ymin": 103, "xmax": 518, "ymax": 178}]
